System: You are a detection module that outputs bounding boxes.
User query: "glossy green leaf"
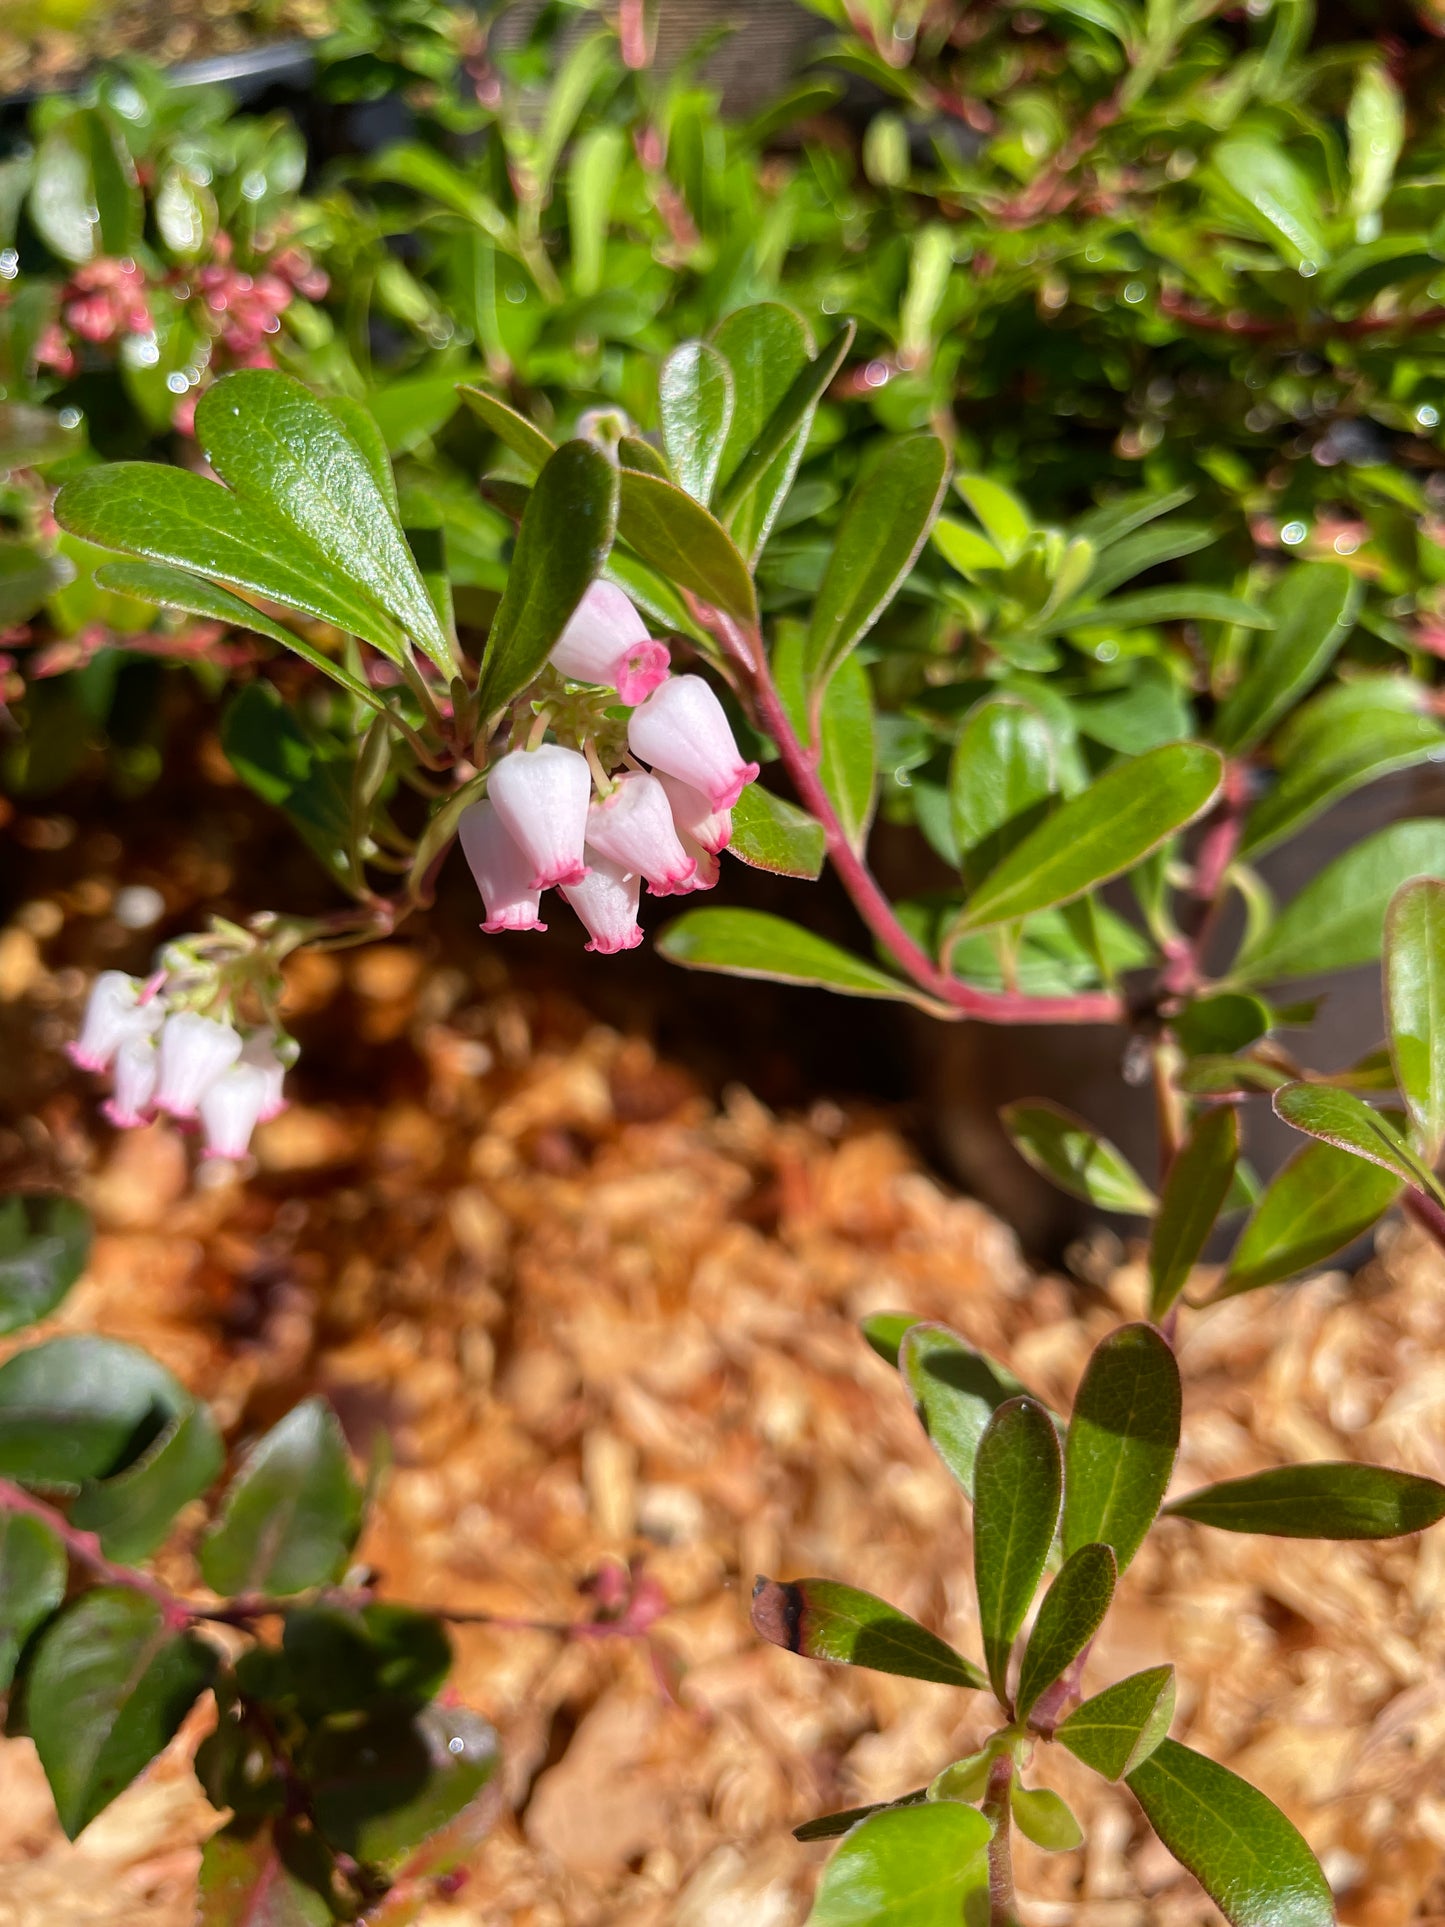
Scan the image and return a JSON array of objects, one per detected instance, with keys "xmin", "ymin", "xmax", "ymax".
[
  {"xmin": 804, "ymin": 1800, "xmax": 992, "ymax": 1927},
  {"xmin": 949, "ymin": 697, "xmax": 1057, "ymax": 889},
  {"xmin": 0, "ymin": 1194, "xmax": 89, "ymax": 1336},
  {"xmin": 932, "ymin": 515, "xmax": 1004, "ymax": 576},
  {"xmin": 956, "ymin": 744, "xmax": 1222, "ymax": 932},
  {"xmin": 479, "ymin": 438, "xmax": 619, "ymax": 715},
  {"xmin": 1050, "ymin": 587, "xmax": 1270, "ymax": 636},
  {"xmin": 1176, "ymin": 1056, "xmax": 1290, "ymax": 1096},
  {"xmin": 1211, "ymin": 134, "xmax": 1332, "ymax": 268},
  {"xmin": 804, "ymin": 433, "xmax": 949, "ymax": 692},
  {"xmin": 1149, "ymin": 1107, "xmax": 1240, "ymax": 1319},
  {"xmin": 619, "ymin": 435, "xmax": 669, "ymax": 479},
  {"xmin": 1386, "ymin": 878, "xmax": 1445, "ymax": 1158},
  {"xmin": 974, "ymin": 1397, "xmax": 1062, "ymax": 1699},
  {"xmin": 1064, "ymin": 1325, "xmax": 1181, "ymax": 1571},
  {"xmin": 0, "ymin": 1336, "xmax": 190, "ymax": 1487},
  {"xmin": 773, "ymin": 627, "xmax": 877, "ymax": 850},
  {"xmin": 0, "ymin": 1511, "xmax": 66, "ymax": 1695},
  {"xmin": 30, "ymin": 1590, "xmax": 217, "ymax": 1838},
  {"xmin": 1215, "ymin": 1138, "xmax": 1400, "ymax": 1297},
  {"xmin": 567, "ymin": 122, "xmax": 624, "ymax": 296},
  {"xmin": 658, "ymin": 341, "xmax": 736, "ymax": 505},
  {"xmin": 1015, "ymin": 1543, "xmax": 1117, "ymax": 1727},
  {"xmin": 1001, "ymin": 1101, "xmax": 1156, "ymax": 1214},
  {"xmin": 1010, "ymin": 1783, "xmax": 1083, "ymax": 1851},
  {"xmin": 1056, "ymin": 1665, "xmax": 1175, "ymax": 1780},
  {"xmin": 716, "ymin": 320, "xmax": 854, "ymax": 527},
  {"xmin": 457, "ymin": 385, "xmax": 554, "ymax": 473},
  {"xmin": 1171, "ymin": 993, "xmax": 1270, "ymax": 1060},
  {"xmin": 899, "ymin": 1323, "xmax": 1033, "ymax": 1502},
  {"xmin": 1165, "ymin": 1462, "xmax": 1445, "ymax": 1538},
  {"xmin": 656, "ymin": 908, "xmax": 923, "ymax": 1004},
  {"xmin": 616, "ymin": 466, "xmax": 757, "ymax": 624},
  {"xmin": 751, "ymin": 1577, "xmax": 985, "ymax": 1689},
  {"xmin": 954, "ymin": 474, "xmax": 1031, "ymax": 564},
  {"xmin": 728, "ymin": 782, "xmax": 826, "ymax": 879},
  {"xmin": 200, "ymin": 1398, "xmax": 362, "ymax": 1598},
  {"xmin": 1272, "ymin": 1084, "xmax": 1444, "ymax": 1204},
  {"xmin": 221, "ymin": 684, "xmax": 354, "ymax": 888},
  {"xmin": 794, "ymin": 1791, "xmax": 928, "ymax": 1843},
  {"xmin": 69, "ymin": 1401, "xmax": 223, "ymax": 1564},
  {"xmin": 1348, "ymin": 64, "xmax": 1404, "ymax": 228},
  {"xmin": 1126, "ymin": 1738, "xmax": 1333, "ymax": 1927},
  {"xmin": 196, "ymin": 1819, "xmax": 333, "ymax": 1927},
  {"xmin": 711, "ymin": 302, "xmax": 815, "ymax": 565},
  {"xmin": 30, "ymin": 110, "xmax": 140, "ymax": 265},
  {"xmin": 1214, "ymin": 563, "xmax": 1360, "ymax": 753},
  {"xmin": 305, "ymin": 1704, "xmax": 500, "ymax": 1869}
]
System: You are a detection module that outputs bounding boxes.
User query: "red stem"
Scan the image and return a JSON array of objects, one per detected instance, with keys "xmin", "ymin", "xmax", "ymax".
[
  {"xmin": 982, "ymin": 1751, "xmax": 1021, "ymax": 1926},
  {"xmin": 1403, "ymin": 1187, "xmax": 1445, "ymax": 1253},
  {"xmin": 0, "ymin": 1477, "xmax": 192, "ymax": 1630}
]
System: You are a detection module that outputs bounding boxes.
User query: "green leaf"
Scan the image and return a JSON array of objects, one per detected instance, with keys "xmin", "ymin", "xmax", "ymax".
[
  {"xmin": 200, "ymin": 1398, "xmax": 362, "ymax": 1598},
  {"xmin": 715, "ymin": 321, "xmax": 855, "ymax": 528},
  {"xmin": 1386, "ymin": 878, "xmax": 1445, "ymax": 1159},
  {"xmin": 568, "ymin": 123, "xmax": 625, "ymax": 298},
  {"xmin": 656, "ymin": 908, "xmax": 923, "ymax": 1004},
  {"xmin": 1050, "ymin": 587, "xmax": 1271, "ymax": 636},
  {"xmin": 932, "ymin": 516, "xmax": 1005, "ymax": 576},
  {"xmin": 0, "ymin": 401, "xmax": 82, "ymax": 472},
  {"xmin": 974, "ymin": 1397, "xmax": 1062, "ymax": 1700},
  {"xmin": 956, "ymin": 744, "xmax": 1223, "ymax": 932},
  {"xmin": 457, "ymin": 386, "xmax": 555, "ymax": 473},
  {"xmin": 1235, "ymin": 820, "xmax": 1445, "ymax": 984},
  {"xmin": 711, "ymin": 302, "xmax": 815, "ymax": 565},
  {"xmin": 29, "ymin": 109, "xmax": 140, "ymax": 265},
  {"xmin": 0, "ymin": 1194, "xmax": 89, "ymax": 1335},
  {"xmin": 794, "ymin": 1792, "xmax": 928, "ymax": 1843},
  {"xmin": 954, "ymin": 474, "xmax": 1031, "ymax": 564},
  {"xmin": 619, "ymin": 436, "xmax": 670, "ymax": 480},
  {"xmin": 0, "ymin": 1511, "xmax": 66, "ymax": 1694},
  {"xmin": 1171, "ymin": 993, "xmax": 1270, "ymax": 1060},
  {"xmin": 0, "ymin": 541, "xmax": 71, "ymax": 627},
  {"xmin": 1215, "ymin": 1138, "xmax": 1400, "ymax": 1297},
  {"xmin": 196, "ymin": 1819, "xmax": 333, "ymax": 1926},
  {"xmin": 804, "ymin": 433, "xmax": 949, "ymax": 693},
  {"xmin": 304, "ymin": 1704, "xmax": 500, "ymax": 1869},
  {"xmin": 1214, "ymin": 563, "xmax": 1360, "ymax": 754},
  {"xmin": 1126, "ymin": 1738, "xmax": 1333, "ymax": 1927},
  {"xmin": 1010, "ymin": 1783, "xmax": 1083, "ymax": 1851},
  {"xmin": 804, "ymin": 1801, "xmax": 992, "ymax": 1927},
  {"xmin": 1176, "ymin": 1057, "xmax": 1290, "ymax": 1096},
  {"xmin": 773, "ymin": 627, "xmax": 877, "ymax": 850},
  {"xmin": 1001, "ymin": 1101, "xmax": 1156, "ymax": 1214},
  {"xmin": 30, "ymin": 1591, "xmax": 217, "ymax": 1838},
  {"xmin": 658, "ymin": 341, "xmax": 736, "ymax": 506},
  {"xmin": 0, "ymin": 1336, "xmax": 190, "ymax": 1487},
  {"xmin": 751, "ymin": 1577, "xmax": 985, "ymax": 1689},
  {"xmin": 1348, "ymin": 64, "xmax": 1404, "ymax": 229},
  {"xmin": 899, "ymin": 1323, "xmax": 1033, "ymax": 1502},
  {"xmin": 70, "ymin": 1402, "xmax": 222, "ymax": 1564},
  {"xmin": 220, "ymin": 684, "xmax": 355, "ymax": 889},
  {"xmin": 1064, "ymin": 1325, "xmax": 1180, "ymax": 1572},
  {"xmin": 1057, "ymin": 1665, "xmax": 1175, "ymax": 1780},
  {"xmin": 728, "ymin": 782, "xmax": 826, "ymax": 879},
  {"xmin": 949, "ymin": 697, "xmax": 1056, "ymax": 890},
  {"xmin": 616, "ymin": 467, "xmax": 757, "ymax": 625},
  {"xmin": 1210, "ymin": 133, "xmax": 1332, "ymax": 268},
  {"xmin": 1149, "ymin": 1108, "xmax": 1240, "ymax": 1319},
  {"xmin": 1272, "ymin": 1084, "xmax": 1444, "ymax": 1205},
  {"xmin": 1165, "ymin": 1462, "xmax": 1445, "ymax": 1538},
  {"xmin": 1015, "ymin": 1543, "xmax": 1117, "ymax": 1727},
  {"xmin": 479, "ymin": 439, "xmax": 619, "ymax": 715}
]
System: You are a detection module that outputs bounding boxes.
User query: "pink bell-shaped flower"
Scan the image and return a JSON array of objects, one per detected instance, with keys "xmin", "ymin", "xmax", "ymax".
[
  {"xmin": 69, "ymin": 971, "xmax": 164, "ymax": 1072},
  {"xmin": 199, "ymin": 1061, "xmax": 272, "ymax": 1160},
  {"xmin": 550, "ymin": 581, "xmax": 670, "ymax": 704},
  {"xmin": 585, "ymin": 773, "xmax": 697, "ymax": 896},
  {"xmin": 655, "ymin": 771, "xmax": 734, "ymax": 856},
  {"xmin": 458, "ymin": 799, "xmax": 546, "ymax": 933},
  {"xmin": 628, "ymin": 675, "xmax": 759, "ymax": 811},
  {"xmin": 240, "ymin": 1031, "xmax": 289, "ymax": 1121},
  {"xmin": 154, "ymin": 1011, "xmax": 243, "ymax": 1118},
  {"xmin": 488, "ymin": 745, "xmax": 592, "ymax": 890},
  {"xmin": 102, "ymin": 1032, "xmax": 159, "ymax": 1129},
  {"xmin": 674, "ymin": 834, "xmax": 720, "ymax": 892},
  {"xmin": 562, "ymin": 854, "xmax": 644, "ymax": 954}
]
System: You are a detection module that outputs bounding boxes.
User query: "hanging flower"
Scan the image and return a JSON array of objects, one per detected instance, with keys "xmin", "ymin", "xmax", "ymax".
[
  {"xmin": 199, "ymin": 1061, "xmax": 274, "ymax": 1160},
  {"xmin": 562, "ymin": 855, "xmax": 644, "ymax": 953},
  {"xmin": 458, "ymin": 799, "xmax": 547, "ymax": 933},
  {"xmin": 627, "ymin": 675, "xmax": 760, "ymax": 810},
  {"xmin": 240, "ymin": 1030, "xmax": 291, "ymax": 1122},
  {"xmin": 585, "ymin": 773, "xmax": 698, "ymax": 896},
  {"xmin": 69, "ymin": 972, "xmax": 164, "ymax": 1073},
  {"xmin": 488, "ymin": 744, "xmax": 593, "ymax": 890},
  {"xmin": 550, "ymin": 581, "xmax": 671, "ymax": 704},
  {"xmin": 654, "ymin": 771, "xmax": 734, "ymax": 856},
  {"xmin": 154, "ymin": 1011, "xmax": 243, "ymax": 1119},
  {"xmin": 102, "ymin": 1033, "xmax": 160, "ymax": 1130}
]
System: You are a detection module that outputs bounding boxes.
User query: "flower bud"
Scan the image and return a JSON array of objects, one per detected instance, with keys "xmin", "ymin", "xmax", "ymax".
[
  {"xmin": 585, "ymin": 773, "xmax": 697, "ymax": 896},
  {"xmin": 550, "ymin": 581, "xmax": 670, "ymax": 704},
  {"xmin": 655, "ymin": 771, "xmax": 733, "ymax": 856},
  {"xmin": 627, "ymin": 675, "xmax": 759, "ymax": 810},
  {"xmin": 69, "ymin": 971, "xmax": 164, "ymax": 1073},
  {"xmin": 154, "ymin": 1011, "xmax": 243, "ymax": 1118},
  {"xmin": 102, "ymin": 1033, "xmax": 159, "ymax": 1129},
  {"xmin": 488, "ymin": 745, "xmax": 592, "ymax": 890},
  {"xmin": 458, "ymin": 799, "xmax": 546, "ymax": 933},
  {"xmin": 562, "ymin": 854, "xmax": 644, "ymax": 953},
  {"xmin": 199, "ymin": 1062, "xmax": 272, "ymax": 1160}
]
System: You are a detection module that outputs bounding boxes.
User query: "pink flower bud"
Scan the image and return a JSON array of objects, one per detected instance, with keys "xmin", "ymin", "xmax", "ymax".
[
  {"xmin": 102, "ymin": 1032, "xmax": 159, "ymax": 1129},
  {"xmin": 585, "ymin": 773, "xmax": 697, "ymax": 896},
  {"xmin": 154, "ymin": 1011, "xmax": 243, "ymax": 1118},
  {"xmin": 627, "ymin": 675, "xmax": 759, "ymax": 811},
  {"xmin": 240, "ymin": 1031, "xmax": 289, "ymax": 1121},
  {"xmin": 549, "ymin": 581, "xmax": 671, "ymax": 704},
  {"xmin": 69, "ymin": 971, "xmax": 164, "ymax": 1073},
  {"xmin": 562, "ymin": 854, "xmax": 644, "ymax": 954},
  {"xmin": 655, "ymin": 771, "xmax": 733, "ymax": 856},
  {"xmin": 199, "ymin": 1062, "xmax": 272, "ymax": 1160},
  {"xmin": 458, "ymin": 799, "xmax": 547, "ymax": 933},
  {"xmin": 488, "ymin": 745, "xmax": 592, "ymax": 890}
]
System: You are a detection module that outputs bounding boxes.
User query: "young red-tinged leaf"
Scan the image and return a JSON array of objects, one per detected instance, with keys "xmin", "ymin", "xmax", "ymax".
[
  {"xmin": 956, "ymin": 743, "xmax": 1223, "ymax": 932},
  {"xmin": 479, "ymin": 439, "xmax": 619, "ymax": 716},
  {"xmin": 1126, "ymin": 1738, "xmax": 1333, "ymax": 1927},
  {"xmin": 304, "ymin": 1704, "xmax": 500, "ymax": 1868},
  {"xmin": 658, "ymin": 340, "xmax": 735, "ymax": 505},
  {"xmin": 30, "ymin": 1590, "xmax": 217, "ymax": 1838},
  {"xmin": 974, "ymin": 1397, "xmax": 1063, "ymax": 1700},
  {"xmin": 1010, "ymin": 1782, "xmax": 1083, "ymax": 1851},
  {"xmin": 1064, "ymin": 1325, "xmax": 1180, "ymax": 1571},
  {"xmin": 794, "ymin": 1791, "xmax": 927, "ymax": 1843},
  {"xmin": 751, "ymin": 1578, "xmax": 985, "ymax": 1689},
  {"xmin": 1001, "ymin": 1101, "xmax": 1157, "ymax": 1215},
  {"xmin": 457, "ymin": 385, "xmax": 554, "ymax": 473},
  {"xmin": 615, "ymin": 466, "xmax": 757, "ymax": 625},
  {"xmin": 1149, "ymin": 1108, "xmax": 1239, "ymax": 1319},
  {"xmin": 0, "ymin": 1335, "xmax": 192, "ymax": 1487},
  {"xmin": 1214, "ymin": 1137, "xmax": 1400, "ymax": 1298},
  {"xmin": 1214, "ymin": 561, "xmax": 1360, "ymax": 753},
  {"xmin": 1015, "ymin": 1543, "xmax": 1117, "ymax": 1728},
  {"xmin": 69, "ymin": 1400, "xmax": 223, "ymax": 1563},
  {"xmin": 710, "ymin": 302, "xmax": 814, "ymax": 566},
  {"xmin": 1385, "ymin": 878, "xmax": 1445, "ymax": 1159},
  {"xmin": 197, "ymin": 1819, "xmax": 333, "ymax": 1926},
  {"xmin": 1271, "ymin": 1084, "xmax": 1445, "ymax": 1205},
  {"xmin": 0, "ymin": 1193, "xmax": 89, "ymax": 1336},
  {"xmin": 1165, "ymin": 1462, "xmax": 1445, "ymax": 1538},
  {"xmin": 803, "ymin": 1800, "xmax": 992, "ymax": 1927},
  {"xmin": 1056, "ymin": 1665, "xmax": 1176, "ymax": 1780},
  {"xmin": 656, "ymin": 908, "xmax": 929, "ymax": 1006},
  {"xmin": 949, "ymin": 696, "xmax": 1057, "ymax": 891},
  {"xmin": 0, "ymin": 1510, "xmax": 66, "ymax": 1694},
  {"xmin": 728, "ymin": 782, "xmax": 826, "ymax": 879},
  {"xmin": 900, "ymin": 1322, "xmax": 1035, "ymax": 1502},
  {"xmin": 200, "ymin": 1398, "xmax": 362, "ymax": 1597}
]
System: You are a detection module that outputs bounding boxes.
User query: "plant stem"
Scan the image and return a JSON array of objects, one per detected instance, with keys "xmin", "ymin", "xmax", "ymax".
[
  {"xmin": 0, "ymin": 1478, "xmax": 193, "ymax": 1630},
  {"xmin": 1403, "ymin": 1186, "xmax": 1445, "ymax": 1255},
  {"xmin": 982, "ymin": 1752, "xmax": 1021, "ymax": 1927}
]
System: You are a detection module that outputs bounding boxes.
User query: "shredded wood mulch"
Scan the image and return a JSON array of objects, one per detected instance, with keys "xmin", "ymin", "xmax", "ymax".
[{"xmin": 2, "ymin": 808, "xmax": 1445, "ymax": 1926}]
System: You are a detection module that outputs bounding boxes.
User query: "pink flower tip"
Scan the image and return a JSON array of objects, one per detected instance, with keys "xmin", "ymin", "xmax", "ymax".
[
  {"xmin": 481, "ymin": 910, "xmax": 548, "ymax": 934},
  {"xmin": 613, "ymin": 641, "xmax": 671, "ymax": 705}
]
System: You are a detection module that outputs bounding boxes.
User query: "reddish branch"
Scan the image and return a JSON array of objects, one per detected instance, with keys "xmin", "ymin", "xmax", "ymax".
[
  {"xmin": 982, "ymin": 1751, "xmax": 1021, "ymax": 1926},
  {"xmin": 1159, "ymin": 287, "xmax": 1445, "ymax": 342}
]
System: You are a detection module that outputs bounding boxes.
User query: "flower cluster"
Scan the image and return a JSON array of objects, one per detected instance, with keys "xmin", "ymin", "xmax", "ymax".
[
  {"xmin": 460, "ymin": 581, "xmax": 758, "ymax": 954},
  {"xmin": 70, "ymin": 969, "xmax": 290, "ymax": 1161}
]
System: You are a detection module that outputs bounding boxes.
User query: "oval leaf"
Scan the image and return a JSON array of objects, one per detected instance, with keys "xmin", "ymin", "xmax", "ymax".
[
  {"xmin": 1016, "ymin": 1542, "xmax": 1117, "ymax": 1728},
  {"xmin": 658, "ymin": 340, "xmax": 735, "ymax": 505},
  {"xmin": 949, "ymin": 697, "xmax": 1057, "ymax": 890},
  {"xmin": 1215, "ymin": 562, "xmax": 1360, "ymax": 754},
  {"xmin": 728, "ymin": 782, "xmax": 826, "ymax": 879},
  {"xmin": 1165, "ymin": 1462, "xmax": 1445, "ymax": 1539},
  {"xmin": 197, "ymin": 1819, "xmax": 333, "ymax": 1927},
  {"xmin": 69, "ymin": 1401, "xmax": 224, "ymax": 1564},
  {"xmin": 0, "ymin": 1336, "xmax": 190, "ymax": 1487},
  {"xmin": 1064, "ymin": 1325, "xmax": 1181, "ymax": 1572},
  {"xmin": 656, "ymin": 908, "xmax": 925, "ymax": 1004},
  {"xmin": 974, "ymin": 1397, "xmax": 1062, "ymax": 1700},
  {"xmin": 0, "ymin": 1510, "xmax": 66, "ymax": 1695},
  {"xmin": 1215, "ymin": 1137, "xmax": 1400, "ymax": 1298},
  {"xmin": 751, "ymin": 1577, "xmax": 985, "ymax": 1689},
  {"xmin": 1001, "ymin": 1101, "xmax": 1157, "ymax": 1215},
  {"xmin": 1272, "ymin": 1084, "xmax": 1444, "ymax": 1204},
  {"xmin": 0, "ymin": 1194, "xmax": 89, "ymax": 1336},
  {"xmin": 710, "ymin": 302, "xmax": 814, "ymax": 566},
  {"xmin": 200, "ymin": 1398, "xmax": 362, "ymax": 1598},
  {"xmin": 715, "ymin": 319, "xmax": 854, "ymax": 528},
  {"xmin": 1386, "ymin": 877, "xmax": 1445, "ymax": 1159},
  {"xmin": 1010, "ymin": 1783, "xmax": 1083, "ymax": 1852},
  {"xmin": 899, "ymin": 1323, "xmax": 1033, "ymax": 1503},
  {"xmin": 1057, "ymin": 1665, "xmax": 1176, "ymax": 1780},
  {"xmin": 458, "ymin": 385, "xmax": 555, "ymax": 473},
  {"xmin": 616, "ymin": 466, "xmax": 757, "ymax": 625},
  {"xmin": 804, "ymin": 1800, "xmax": 992, "ymax": 1927},
  {"xmin": 1148, "ymin": 1107, "xmax": 1239, "ymax": 1320}
]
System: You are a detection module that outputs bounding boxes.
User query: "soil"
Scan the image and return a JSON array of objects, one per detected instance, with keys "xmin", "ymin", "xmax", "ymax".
[
  {"xmin": 3, "ymin": 736, "xmax": 1445, "ymax": 1925},
  {"xmin": 0, "ymin": 0, "xmax": 334, "ymax": 100}
]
